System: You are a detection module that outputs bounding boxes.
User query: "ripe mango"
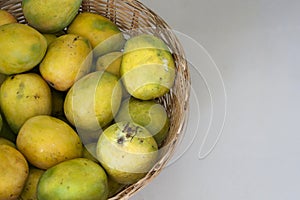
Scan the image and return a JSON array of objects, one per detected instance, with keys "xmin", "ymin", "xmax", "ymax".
[
  {"xmin": 0, "ymin": 145, "xmax": 29, "ymax": 200},
  {"xmin": 0, "ymin": 73, "xmax": 52, "ymax": 133},
  {"xmin": 121, "ymin": 34, "xmax": 176, "ymax": 100},
  {"xmin": 64, "ymin": 71, "xmax": 122, "ymax": 131},
  {"xmin": 67, "ymin": 12, "xmax": 125, "ymax": 56},
  {"xmin": 16, "ymin": 115, "xmax": 83, "ymax": 169},
  {"xmin": 22, "ymin": 0, "xmax": 82, "ymax": 33},
  {"xmin": 40, "ymin": 34, "xmax": 93, "ymax": 91},
  {"xmin": 0, "ymin": 23, "xmax": 47, "ymax": 75}
]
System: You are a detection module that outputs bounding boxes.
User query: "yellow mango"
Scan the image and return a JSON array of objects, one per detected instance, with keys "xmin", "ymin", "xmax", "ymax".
[
  {"xmin": 67, "ymin": 12, "xmax": 125, "ymax": 56},
  {"xmin": 0, "ymin": 73, "xmax": 52, "ymax": 133},
  {"xmin": 0, "ymin": 23, "xmax": 47, "ymax": 75},
  {"xmin": 40, "ymin": 34, "xmax": 93, "ymax": 91},
  {"xmin": 22, "ymin": 0, "xmax": 82, "ymax": 33}
]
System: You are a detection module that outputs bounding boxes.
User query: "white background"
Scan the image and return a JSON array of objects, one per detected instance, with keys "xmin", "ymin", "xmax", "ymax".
[{"xmin": 134, "ymin": 0, "xmax": 300, "ymax": 199}]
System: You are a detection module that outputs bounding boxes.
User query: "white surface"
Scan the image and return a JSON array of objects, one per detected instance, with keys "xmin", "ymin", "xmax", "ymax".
[{"xmin": 134, "ymin": 0, "xmax": 300, "ymax": 199}]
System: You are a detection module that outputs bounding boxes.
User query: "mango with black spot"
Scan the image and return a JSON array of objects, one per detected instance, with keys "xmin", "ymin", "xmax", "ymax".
[
  {"xmin": 0, "ymin": 73, "xmax": 52, "ymax": 134},
  {"xmin": 96, "ymin": 122, "xmax": 158, "ymax": 184},
  {"xmin": 40, "ymin": 34, "xmax": 93, "ymax": 91},
  {"xmin": 115, "ymin": 97, "xmax": 170, "ymax": 146}
]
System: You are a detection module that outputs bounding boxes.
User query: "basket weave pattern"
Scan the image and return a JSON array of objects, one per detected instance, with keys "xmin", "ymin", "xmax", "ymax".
[{"xmin": 0, "ymin": 0, "xmax": 191, "ymax": 199}]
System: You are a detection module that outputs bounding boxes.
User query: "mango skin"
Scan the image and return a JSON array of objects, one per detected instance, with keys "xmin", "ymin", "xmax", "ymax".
[
  {"xmin": 16, "ymin": 115, "xmax": 83, "ymax": 169},
  {"xmin": 0, "ymin": 23, "xmax": 47, "ymax": 75},
  {"xmin": 115, "ymin": 97, "xmax": 170, "ymax": 146},
  {"xmin": 40, "ymin": 34, "xmax": 93, "ymax": 91},
  {"xmin": 19, "ymin": 167, "xmax": 44, "ymax": 200},
  {"xmin": 121, "ymin": 34, "xmax": 176, "ymax": 100},
  {"xmin": 67, "ymin": 12, "xmax": 125, "ymax": 56},
  {"xmin": 0, "ymin": 9, "xmax": 17, "ymax": 26},
  {"xmin": 22, "ymin": 0, "xmax": 82, "ymax": 33},
  {"xmin": 0, "ymin": 145, "xmax": 29, "ymax": 200},
  {"xmin": 37, "ymin": 158, "xmax": 108, "ymax": 200},
  {"xmin": 64, "ymin": 71, "xmax": 122, "ymax": 131},
  {"xmin": 96, "ymin": 122, "xmax": 158, "ymax": 184},
  {"xmin": 0, "ymin": 73, "xmax": 52, "ymax": 133}
]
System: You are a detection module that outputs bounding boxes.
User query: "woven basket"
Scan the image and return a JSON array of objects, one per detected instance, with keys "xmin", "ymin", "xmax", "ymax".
[{"xmin": 0, "ymin": 0, "xmax": 191, "ymax": 199}]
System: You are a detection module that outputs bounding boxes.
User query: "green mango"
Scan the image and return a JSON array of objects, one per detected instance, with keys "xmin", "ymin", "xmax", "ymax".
[{"xmin": 37, "ymin": 158, "xmax": 108, "ymax": 200}]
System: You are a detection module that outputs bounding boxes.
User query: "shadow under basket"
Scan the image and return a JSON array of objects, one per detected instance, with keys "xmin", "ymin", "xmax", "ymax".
[{"xmin": 0, "ymin": 0, "xmax": 191, "ymax": 199}]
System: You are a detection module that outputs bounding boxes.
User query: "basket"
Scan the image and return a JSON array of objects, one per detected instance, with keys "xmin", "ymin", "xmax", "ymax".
[{"xmin": 0, "ymin": 0, "xmax": 191, "ymax": 199}]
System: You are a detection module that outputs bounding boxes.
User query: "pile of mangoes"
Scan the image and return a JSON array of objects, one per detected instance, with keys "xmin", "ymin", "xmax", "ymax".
[{"xmin": 0, "ymin": 0, "xmax": 176, "ymax": 199}]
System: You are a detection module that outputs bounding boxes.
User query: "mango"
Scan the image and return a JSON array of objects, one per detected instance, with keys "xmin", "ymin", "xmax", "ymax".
[
  {"xmin": 0, "ymin": 9, "xmax": 17, "ymax": 26},
  {"xmin": 96, "ymin": 121, "xmax": 158, "ymax": 184},
  {"xmin": 64, "ymin": 71, "xmax": 122, "ymax": 132},
  {"xmin": 19, "ymin": 167, "xmax": 44, "ymax": 200},
  {"xmin": 37, "ymin": 158, "xmax": 108, "ymax": 200},
  {"xmin": 67, "ymin": 12, "xmax": 125, "ymax": 56},
  {"xmin": 115, "ymin": 97, "xmax": 170, "ymax": 146},
  {"xmin": 16, "ymin": 115, "xmax": 83, "ymax": 169},
  {"xmin": 40, "ymin": 34, "xmax": 93, "ymax": 91},
  {"xmin": 22, "ymin": 0, "xmax": 82, "ymax": 33},
  {"xmin": 121, "ymin": 34, "xmax": 176, "ymax": 100},
  {"xmin": 0, "ymin": 23, "xmax": 47, "ymax": 75},
  {"xmin": 0, "ymin": 145, "xmax": 29, "ymax": 200},
  {"xmin": 0, "ymin": 73, "xmax": 52, "ymax": 133}
]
